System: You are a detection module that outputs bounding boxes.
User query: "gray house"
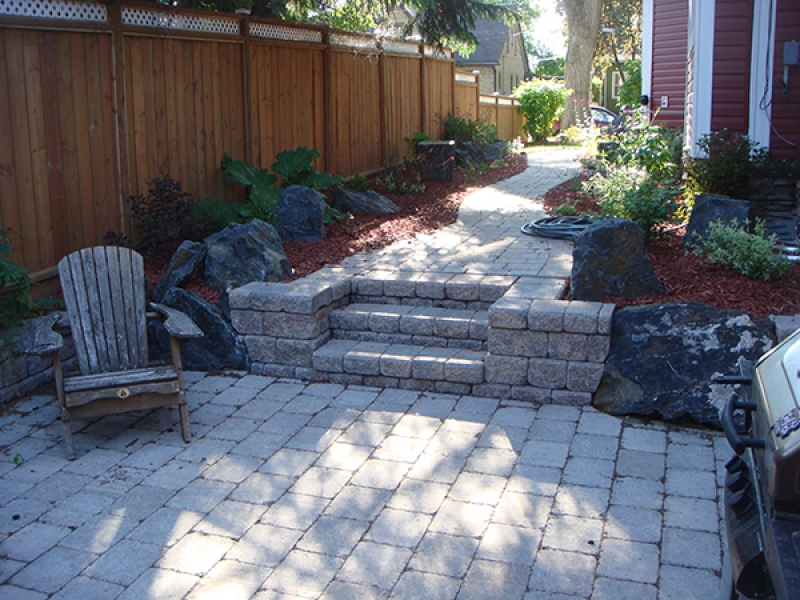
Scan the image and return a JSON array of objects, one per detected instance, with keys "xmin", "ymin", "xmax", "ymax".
[{"xmin": 455, "ymin": 18, "xmax": 531, "ymax": 95}]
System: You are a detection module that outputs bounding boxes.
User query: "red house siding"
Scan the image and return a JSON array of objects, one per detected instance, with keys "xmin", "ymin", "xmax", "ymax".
[
  {"xmin": 769, "ymin": 1, "xmax": 800, "ymax": 159},
  {"xmin": 651, "ymin": 0, "xmax": 689, "ymax": 129},
  {"xmin": 710, "ymin": 0, "xmax": 753, "ymax": 135}
]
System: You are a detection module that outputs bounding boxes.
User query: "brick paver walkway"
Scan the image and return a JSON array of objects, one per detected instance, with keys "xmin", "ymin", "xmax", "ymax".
[{"xmin": 0, "ymin": 149, "xmax": 730, "ymax": 599}]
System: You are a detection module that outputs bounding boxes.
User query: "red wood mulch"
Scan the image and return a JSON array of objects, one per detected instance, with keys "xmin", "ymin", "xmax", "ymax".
[
  {"xmin": 145, "ymin": 154, "xmax": 528, "ymax": 304},
  {"xmin": 541, "ymin": 179, "xmax": 800, "ymax": 319}
]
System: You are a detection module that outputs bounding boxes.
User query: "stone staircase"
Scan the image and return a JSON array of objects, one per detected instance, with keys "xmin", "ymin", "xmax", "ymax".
[{"xmin": 229, "ymin": 269, "xmax": 616, "ymax": 404}]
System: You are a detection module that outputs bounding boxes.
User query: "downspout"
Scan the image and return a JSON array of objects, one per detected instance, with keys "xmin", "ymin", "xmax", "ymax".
[{"xmin": 641, "ymin": 0, "xmax": 654, "ymax": 110}]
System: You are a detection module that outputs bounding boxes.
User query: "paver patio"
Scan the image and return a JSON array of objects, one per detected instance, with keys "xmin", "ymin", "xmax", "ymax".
[{"xmin": 0, "ymin": 150, "xmax": 731, "ymax": 599}]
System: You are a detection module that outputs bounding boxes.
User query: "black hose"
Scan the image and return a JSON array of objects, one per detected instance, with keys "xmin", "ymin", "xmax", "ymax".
[{"xmin": 520, "ymin": 216, "xmax": 593, "ymax": 240}]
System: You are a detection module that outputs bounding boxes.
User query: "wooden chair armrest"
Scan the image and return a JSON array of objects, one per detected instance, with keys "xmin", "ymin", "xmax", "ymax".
[
  {"xmin": 22, "ymin": 313, "xmax": 64, "ymax": 356},
  {"xmin": 149, "ymin": 303, "xmax": 204, "ymax": 339}
]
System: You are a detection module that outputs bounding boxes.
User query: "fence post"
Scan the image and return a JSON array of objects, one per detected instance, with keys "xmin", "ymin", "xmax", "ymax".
[
  {"xmin": 378, "ymin": 43, "xmax": 387, "ymax": 168},
  {"xmin": 419, "ymin": 44, "xmax": 426, "ymax": 137},
  {"xmin": 108, "ymin": 0, "xmax": 131, "ymax": 236},
  {"xmin": 240, "ymin": 15, "xmax": 254, "ymax": 165},
  {"xmin": 322, "ymin": 28, "xmax": 334, "ymax": 175}
]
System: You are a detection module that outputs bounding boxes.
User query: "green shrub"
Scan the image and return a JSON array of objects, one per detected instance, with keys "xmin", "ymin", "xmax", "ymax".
[
  {"xmin": 693, "ymin": 219, "xmax": 791, "ymax": 280},
  {"xmin": 584, "ymin": 166, "xmax": 680, "ymax": 238},
  {"xmin": 617, "ymin": 59, "xmax": 642, "ymax": 108},
  {"xmin": 515, "ymin": 79, "xmax": 567, "ymax": 143},
  {"xmin": 129, "ymin": 175, "xmax": 194, "ymax": 253},
  {"xmin": 553, "ymin": 203, "xmax": 577, "ymax": 216},
  {"xmin": 403, "ymin": 131, "xmax": 432, "ymax": 158},
  {"xmin": 684, "ymin": 130, "xmax": 755, "ymax": 199},
  {"xmin": 271, "ymin": 147, "xmax": 341, "ymax": 190},
  {"xmin": 0, "ymin": 227, "xmax": 50, "ymax": 330},
  {"xmin": 348, "ymin": 172, "xmax": 370, "ymax": 192},
  {"xmin": 443, "ymin": 113, "xmax": 497, "ymax": 146},
  {"xmin": 612, "ymin": 113, "xmax": 683, "ymax": 182}
]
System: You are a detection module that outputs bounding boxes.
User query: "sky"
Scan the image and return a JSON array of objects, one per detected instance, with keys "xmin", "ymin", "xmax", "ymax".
[{"xmin": 529, "ymin": 1, "xmax": 567, "ymax": 58}]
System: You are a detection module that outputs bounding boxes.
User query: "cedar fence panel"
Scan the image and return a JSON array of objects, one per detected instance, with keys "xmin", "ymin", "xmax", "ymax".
[
  {"xmin": 0, "ymin": 25, "xmax": 120, "ymax": 277},
  {"xmin": 454, "ymin": 70, "xmax": 480, "ymax": 122},
  {"xmin": 480, "ymin": 94, "xmax": 525, "ymax": 141},
  {"xmin": 382, "ymin": 49, "xmax": 422, "ymax": 163},
  {"xmin": 0, "ymin": 0, "xmax": 501, "ymax": 280}
]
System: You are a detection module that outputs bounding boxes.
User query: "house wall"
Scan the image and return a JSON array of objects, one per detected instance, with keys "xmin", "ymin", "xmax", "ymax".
[
  {"xmin": 769, "ymin": 0, "xmax": 800, "ymax": 159},
  {"xmin": 651, "ymin": 0, "xmax": 689, "ymax": 129},
  {"xmin": 710, "ymin": 0, "xmax": 753, "ymax": 135},
  {"xmin": 498, "ymin": 26, "xmax": 528, "ymax": 95}
]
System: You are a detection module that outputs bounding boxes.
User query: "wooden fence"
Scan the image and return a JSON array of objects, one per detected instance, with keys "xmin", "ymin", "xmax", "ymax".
[{"xmin": 1, "ymin": 0, "xmax": 522, "ymax": 279}]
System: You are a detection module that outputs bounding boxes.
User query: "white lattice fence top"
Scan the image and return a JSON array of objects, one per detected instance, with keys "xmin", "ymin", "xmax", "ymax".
[
  {"xmin": 382, "ymin": 39, "xmax": 420, "ymax": 56},
  {"xmin": 455, "ymin": 71, "xmax": 478, "ymax": 83},
  {"xmin": 121, "ymin": 7, "xmax": 239, "ymax": 35},
  {"xmin": 250, "ymin": 22, "xmax": 322, "ymax": 44},
  {"xmin": 0, "ymin": 0, "xmax": 107, "ymax": 22},
  {"xmin": 330, "ymin": 32, "xmax": 378, "ymax": 51}
]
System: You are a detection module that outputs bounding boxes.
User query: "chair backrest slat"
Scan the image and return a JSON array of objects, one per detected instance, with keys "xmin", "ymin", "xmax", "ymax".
[{"xmin": 59, "ymin": 247, "xmax": 149, "ymax": 375}]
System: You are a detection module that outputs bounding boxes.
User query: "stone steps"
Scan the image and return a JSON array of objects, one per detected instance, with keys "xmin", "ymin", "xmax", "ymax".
[
  {"xmin": 329, "ymin": 304, "xmax": 488, "ymax": 350},
  {"xmin": 312, "ymin": 340, "xmax": 485, "ymax": 394}
]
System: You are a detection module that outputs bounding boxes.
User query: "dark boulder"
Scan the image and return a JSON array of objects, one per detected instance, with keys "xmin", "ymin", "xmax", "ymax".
[
  {"xmin": 152, "ymin": 241, "xmax": 206, "ymax": 303},
  {"xmin": 275, "ymin": 185, "xmax": 326, "ymax": 242},
  {"xmin": 569, "ymin": 218, "xmax": 664, "ymax": 301},
  {"xmin": 593, "ymin": 302, "xmax": 776, "ymax": 428},
  {"xmin": 330, "ymin": 186, "xmax": 400, "ymax": 215},
  {"xmin": 149, "ymin": 287, "xmax": 250, "ymax": 372},
  {"xmin": 481, "ymin": 141, "xmax": 507, "ymax": 163},
  {"xmin": 204, "ymin": 220, "xmax": 291, "ymax": 316},
  {"xmin": 455, "ymin": 141, "xmax": 485, "ymax": 167},
  {"xmin": 684, "ymin": 194, "xmax": 752, "ymax": 248}
]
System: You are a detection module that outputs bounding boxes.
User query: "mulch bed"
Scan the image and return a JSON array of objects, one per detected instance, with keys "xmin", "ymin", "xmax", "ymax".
[
  {"xmin": 145, "ymin": 154, "xmax": 527, "ymax": 304},
  {"xmin": 541, "ymin": 179, "xmax": 800, "ymax": 319}
]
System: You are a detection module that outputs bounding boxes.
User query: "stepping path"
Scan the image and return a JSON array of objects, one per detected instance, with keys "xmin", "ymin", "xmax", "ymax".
[{"xmin": 0, "ymin": 149, "xmax": 729, "ymax": 599}]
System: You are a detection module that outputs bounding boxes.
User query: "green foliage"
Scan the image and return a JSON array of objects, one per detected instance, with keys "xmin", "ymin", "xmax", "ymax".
[
  {"xmin": 130, "ymin": 175, "xmax": 194, "ymax": 253},
  {"xmin": 348, "ymin": 173, "xmax": 371, "ymax": 192},
  {"xmin": 443, "ymin": 113, "xmax": 496, "ymax": 146},
  {"xmin": 323, "ymin": 204, "xmax": 346, "ymax": 225},
  {"xmin": 558, "ymin": 126, "xmax": 585, "ymax": 146},
  {"xmin": 403, "ymin": 132, "xmax": 433, "ymax": 158},
  {"xmin": 221, "ymin": 154, "xmax": 280, "ymax": 225},
  {"xmin": 271, "ymin": 147, "xmax": 341, "ymax": 190},
  {"xmin": 515, "ymin": 79, "xmax": 567, "ymax": 143},
  {"xmin": 584, "ymin": 166, "xmax": 680, "ymax": 238},
  {"xmin": 533, "ymin": 57, "xmax": 565, "ymax": 78},
  {"xmin": 553, "ymin": 203, "xmax": 578, "ymax": 216},
  {"xmin": 693, "ymin": 219, "xmax": 791, "ymax": 281},
  {"xmin": 0, "ymin": 227, "xmax": 47, "ymax": 330},
  {"xmin": 617, "ymin": 59, "xmax": 641, "ymax": 108},
  {"xmin": 611, "ymin": 113, "xmax": 683, "ymax": 182},
  {"xmin": 684, "ymin": 130, "xmax": 757, "ymax": 199}
]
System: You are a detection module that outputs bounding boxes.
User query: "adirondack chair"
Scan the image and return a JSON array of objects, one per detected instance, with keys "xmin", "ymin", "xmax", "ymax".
[{"xmin": 28, "ymin": 246, "xmax": 203, "ymax": 459}]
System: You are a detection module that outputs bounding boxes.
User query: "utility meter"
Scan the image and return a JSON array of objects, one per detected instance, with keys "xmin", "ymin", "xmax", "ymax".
[{"xmin": 785, "ymin": 40, "xmax": 800, "ymax": 67}]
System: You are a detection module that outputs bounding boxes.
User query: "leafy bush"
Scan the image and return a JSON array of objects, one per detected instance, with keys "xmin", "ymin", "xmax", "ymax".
[
  {"xmin": 611, "ymin": 112, "xmax": 683, "ymax": 182},
  {"xmin": 1, "ymin": 227, "xmax": 51, "ymax": 330},
  {"xmin": 558, "ymin": 126, "xmax": 584, "ymax": 146},
  {"xmin": 443, "ymin": 113, "xmax": 497, "ymax": 146},
  {"xmin": 515, "ymin": 79, "xmax": 567, "ymax": 143},
  {"xmin": 533, "ymin": 57, "xmax": 564, "ymax": 78},
  {"xmin": 684, "ymin": 130, "xmax": 758, "ymax": 199},
  {"xmin": 617, "ymin": 59, "xmax": 642, "ymax": 108},
  {"xmin": 692, "ymin": 219, "xmax": 791, "ymax": 280},
  {"xmin": 584, "ymin": 166, "xmax": 680, "ymax": 238},
  {"xmin": 403, "ymin": 131, "xmax": 432, "ymax": 158},
  {"xmin": 130, "ymin": 175, "xmax": 194, "ymax": 253},
  {"xmin": 271, "ymin": 147, "xmax": 341, "ymax": 190},
  {"xmin": 220, "ymin": 154, "xmax": 280, "ymax": 225},
  {"xmin": 348, "ymin": 173, "xmax": 370, "ymax": 192}
]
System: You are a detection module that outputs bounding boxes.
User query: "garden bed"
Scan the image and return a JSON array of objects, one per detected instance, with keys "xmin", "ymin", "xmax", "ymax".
[{"xmin": 541, "ymin": 179, "xmax": 800, "ymax": 319}]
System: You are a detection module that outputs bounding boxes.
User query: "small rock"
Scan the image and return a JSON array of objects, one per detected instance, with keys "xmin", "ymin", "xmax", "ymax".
[
  {"xmin": 684, "ymin": 194, "xmax": 752, "ymax": 248},
  {"xmin": 152, "ymin": 241, "xmax": 206, "ymax": 302},
  {"xmin": 330, "ymin": 186, "xmax": 400, "ymax": 214}
]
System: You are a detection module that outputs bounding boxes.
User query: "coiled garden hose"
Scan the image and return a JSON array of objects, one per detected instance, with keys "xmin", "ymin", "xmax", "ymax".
[{"xmin": 520, "ymin": 216, "xmax": 593, "ymax": 240}]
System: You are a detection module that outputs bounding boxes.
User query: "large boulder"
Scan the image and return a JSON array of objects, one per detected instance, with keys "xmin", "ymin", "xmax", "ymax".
[
  {"xmin": 149, "ymin": 287, "xmax": 250, "ymax": 372},
  {"xmin": 569, "ymin": 218, "xmax": 664, "ymax": 301},
  {"xmin": 152, "ymin": 241, "xmax": 206, "ymax": 303},
  {"xmin": 204, "ymin": 220, "xmax": 291, "ymax": 316},
  {"xmin": 593, "ymin": 303, "xmax": 776, "ymax": 428},
  {"xmin": 275, "ymin": 185, "xmax": 326, "ymax": 241},
  {"xmin": 455, "ymin": 141, "xmax": 485, "ymax": 167},
  {"xmin": 330, "ymin": 186, "xmax": 400, "ymax": 215},
  {"xmin": 481, "ymin": 141, "xmax": 507, "ymax": 163},
  {"xmin": 684, "ymin": 194, "xmax": 752, "ymax": 248}
]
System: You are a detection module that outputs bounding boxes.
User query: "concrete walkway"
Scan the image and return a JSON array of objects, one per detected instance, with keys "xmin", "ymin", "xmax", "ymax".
[{"xmin": 0, "ymin": 150, "xmax": 730, "ymax": 599}]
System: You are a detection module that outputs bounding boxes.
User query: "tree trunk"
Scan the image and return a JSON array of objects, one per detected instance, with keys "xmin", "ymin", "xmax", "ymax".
[{"xmin": 562, "ymin": 0, "xmax": 602, "ymax": 128}]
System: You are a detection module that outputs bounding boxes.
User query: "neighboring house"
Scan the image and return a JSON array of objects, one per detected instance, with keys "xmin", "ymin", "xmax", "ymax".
[
  {"xmin": 455, "ymin": 18, "xmax": 531, "ymax": 95},
  {"xmin": 641, "ymin": 0, "xmax": 800, "ymax": 160}
]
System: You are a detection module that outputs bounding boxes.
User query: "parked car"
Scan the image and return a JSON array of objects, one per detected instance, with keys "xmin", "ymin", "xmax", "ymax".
[{"xmin": 590, "ymin": 105, "xmax": 617, "ymax": 129}]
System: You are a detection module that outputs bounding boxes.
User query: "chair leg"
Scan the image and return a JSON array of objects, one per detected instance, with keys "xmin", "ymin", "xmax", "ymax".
[
  {"xmin": 178, "ymin": 401, "xmax": 191, "ymax": 443},
  {"xmin": 61, "ymin": 410, "xmax": 76, "ymax": 461}
]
